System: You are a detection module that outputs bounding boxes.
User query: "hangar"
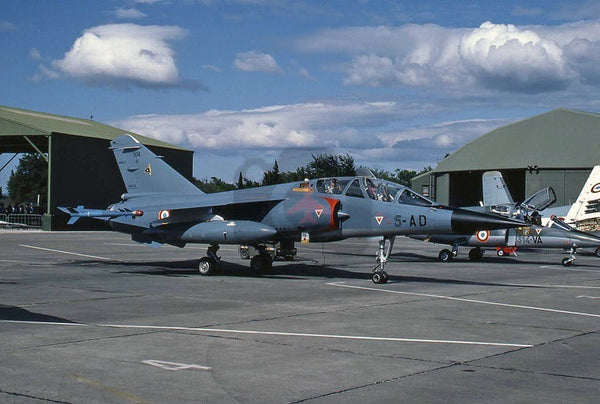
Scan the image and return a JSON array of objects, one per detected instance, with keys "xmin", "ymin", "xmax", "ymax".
[
  {"xmin": 412, "ymin": 109, "xmax": 600, "ymax": 207},
  {"xmin": 0, "ymin": 105, "xmax": 193, "ymax": 230}
]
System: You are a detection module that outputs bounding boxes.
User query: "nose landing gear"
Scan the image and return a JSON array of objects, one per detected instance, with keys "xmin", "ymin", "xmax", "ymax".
[
  {"xmin": 562, "ymin": 247, "xmax": 577, "ymax": 266},
  {"xmin": 372, "ymin": 236, "xmax": 395, "ymax": 284}
]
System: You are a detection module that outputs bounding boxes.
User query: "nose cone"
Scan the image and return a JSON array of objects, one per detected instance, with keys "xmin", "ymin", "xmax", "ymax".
[
  {"xmin": 451, "ymin": 208, "xmax": 525, "ymax": 234},
  {"xmin": 570, "ymin": 229, "xmax": 600, "ymax": 247}
]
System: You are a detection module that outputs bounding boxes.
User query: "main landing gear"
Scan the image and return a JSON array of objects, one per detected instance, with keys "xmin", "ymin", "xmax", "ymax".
[
  {"xmin": 198, "ymin": 243, "xmax": 274, "ymax": 275},
  {"xmin": 198, "ymin": 244, "xmax": 221, "ymax": 275},
  {"xmin": 372, "ymin": 236, "xmax": 395, "ymax": 284},
  {"xmin": 438, "ymin": 240, "xmax": 460, "ymax": 262},
  {"xmin": 438, "ymin": 245, "xmax": 483, "ymax": 262},
  {"xmin": 562, "ymin": 247, "xmax": 577, "ymax": 267}
]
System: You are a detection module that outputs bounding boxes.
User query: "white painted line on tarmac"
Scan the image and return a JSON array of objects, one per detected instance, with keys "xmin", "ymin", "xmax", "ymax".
[
  {"xmin": 142, "ymin": 360, "xmax": 211, "ymax": 371},
  {"xmin": 0, "ymin": 320, "xmax": 532, "ymax": 348},
  {"xmin": 327, "ymin": 282, "xmax": 600, "ymax": 319},
  {"xmin": 495, "ymin": 283, "xmax": 600, "ymax": 290},
  {"xmin": 19, "ymin": 244, "xmax": 113, "ymax": 261},
  {"xmin": 577, "ymin": 295, "xmax": 600, "ymax": 299},
  {"xmin": 103, "ymin": 324, "xmax": 532, "ymax": 347}
]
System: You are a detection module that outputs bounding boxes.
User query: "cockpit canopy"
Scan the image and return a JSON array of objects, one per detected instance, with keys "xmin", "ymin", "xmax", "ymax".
[
  {"xmin": 548, "ymin": 215, "xmax": 575, "ymax": 231},
  {"xmin": 314, "ymin": 176, "xmax": 434, "ymax": 206}
]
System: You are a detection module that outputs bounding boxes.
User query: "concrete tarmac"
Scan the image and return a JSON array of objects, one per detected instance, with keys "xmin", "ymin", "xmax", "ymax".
[{"xmin": 1, "ymin": 230, "xmax": 599, "ymax": 403}]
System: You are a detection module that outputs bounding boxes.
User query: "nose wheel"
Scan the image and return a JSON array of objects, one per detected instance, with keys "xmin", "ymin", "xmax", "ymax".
[
  {"xmin": 372, "ymin": 271, "xmax": 388, "ymax": 284},
  {"xmin": 562, "ymin": 247, "xmax": 577, "ymax": 266},
  {"xmin": 372, "ymin": 236, "xmax": 394, "ymax": 284}
]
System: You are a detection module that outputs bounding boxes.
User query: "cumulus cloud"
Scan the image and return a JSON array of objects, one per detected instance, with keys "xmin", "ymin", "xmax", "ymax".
[
  {"xmin": 563, "ymin": 37, "xmax": 600, "ymax": 85},
  {"xmin": 51, "ymin": 24, "xmax": 200, "ymax": 89},
  {"xmin": 300, "ymin": 21, "xmax": 600, "ymax": 93},
  {"xmin": 234, "ymin": 51, "xmax": 282, "ymax": 74},
  {"xmin": 458, "ymin": 22, "xmax": 568, "ymax": 92}
]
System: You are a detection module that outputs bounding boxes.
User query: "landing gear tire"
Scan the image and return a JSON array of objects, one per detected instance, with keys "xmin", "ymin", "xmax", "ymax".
[
  {"xmin": 239, "ymin": 248, "xmax": 250, "ymax": 260},
  {"xmin": 198, "ymin": 257, "xmax": 218, "ymax": 275},
  {"xmin": 438, "ymin": 249, "xmax": 453, "ymax": 262},
  {"xmin": 595, "ymin": 247, "xmax": 600, "ymax": 258},
  {"xmin": 468, "ymin": 248, "xmax": 483, "ymax": 261},
  {"xmin": 562, "ymin": 257, "xmax": 573, "ymax": 267},
  {"xmin": 497, "ymin": 249, "xmax": 505, "ymax": 256},
  {"xmin": 372, "ymin": 271, "xmax": 388, "ymax": 284}
]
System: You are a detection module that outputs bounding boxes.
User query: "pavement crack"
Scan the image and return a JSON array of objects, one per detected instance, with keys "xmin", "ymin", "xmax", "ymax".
[
  {"xmin": 0, "ymin": 388, "xmax": 71, "ymax": 403},
  {"xmin": 0, "ymin": 330, "xmax": 162, "ymax": 353},
  {"xmin": 463, "ymin": 330, "xmax": 600, "ymax": 381},
  {"xmin": 290, "ymin": 362, "xmax": 459, "ymax": 403}
]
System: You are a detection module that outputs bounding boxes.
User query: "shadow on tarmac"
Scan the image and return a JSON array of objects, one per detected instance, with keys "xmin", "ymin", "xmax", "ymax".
[
  {"xmin": 0, "ymin": 304, "xmax": 76, "ymax": 323},
  {"xmin": 82, "ymin": 257, "xmax": 562, "ymax": 288}
]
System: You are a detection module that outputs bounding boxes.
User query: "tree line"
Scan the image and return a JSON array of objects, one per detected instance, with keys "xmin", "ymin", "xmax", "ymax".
[{"xmin": 194, "ymin": 153, "xmax": 431, "ymax": 193}]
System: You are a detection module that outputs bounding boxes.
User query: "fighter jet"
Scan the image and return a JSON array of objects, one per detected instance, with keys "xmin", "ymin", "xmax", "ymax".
[
  {"xmin": 59, "ymin": 134, "xmax": 524, "ymax": 283},
  {"xmin": 411, "ymin": 171, "xmax": 600, "ymax": 266}
]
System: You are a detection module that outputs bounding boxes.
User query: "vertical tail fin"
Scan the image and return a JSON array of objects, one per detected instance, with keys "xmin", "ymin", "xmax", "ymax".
[
  {"xmin": 565, "ymin": 165, "xmax": 600, "ymax": 224},
  {"xmin": 110, "ymin": 134, "xmax": 203, "ymax": 195},
  {"xmin": 482, "ymin": 171, "xmax": 514, "ymax": 206}
]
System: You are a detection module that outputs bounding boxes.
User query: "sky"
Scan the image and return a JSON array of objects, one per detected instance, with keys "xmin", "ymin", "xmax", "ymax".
[{"xmin": 3, "ymin": 0, "xmax": 600, "ymax": 189}]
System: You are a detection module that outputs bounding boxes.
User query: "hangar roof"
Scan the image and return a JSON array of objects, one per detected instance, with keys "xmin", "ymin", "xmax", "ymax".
[
  {"xmin": 0, "ymin": 105, "xmax": 190, "ymax": 151},
  {"xmin": 434, "ymin": 108, "xmax": 600, "ymax": 173}
]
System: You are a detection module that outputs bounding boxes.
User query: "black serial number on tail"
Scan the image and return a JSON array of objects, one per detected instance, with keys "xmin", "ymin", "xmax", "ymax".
[{"xmin": 394, "ymin": 215, "xmax": 427, "ymax": 227}]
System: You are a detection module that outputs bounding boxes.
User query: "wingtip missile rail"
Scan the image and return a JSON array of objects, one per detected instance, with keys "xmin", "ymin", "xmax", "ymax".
[{"xmin": 58, "ymin": 206, "xmax": 143, "ymax": 225}]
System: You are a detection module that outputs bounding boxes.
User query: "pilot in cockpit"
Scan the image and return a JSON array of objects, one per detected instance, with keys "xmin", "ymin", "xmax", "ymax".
[
  {"xmin": 325, "ymin": 178, "xmax": 341, "ymax": 194},
  {"xmin": 365, "ymin": 179, "xmax": 377, "ymax": 199},
  {"xmin": 378, "ymin": 184, "xmax": 392, "ymax": 202}
]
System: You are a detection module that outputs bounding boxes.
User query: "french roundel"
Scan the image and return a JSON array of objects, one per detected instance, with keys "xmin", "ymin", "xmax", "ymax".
[
  {"xmin": 159, "ymin": 210, "xmax": 170, "ymax": 220},
  {"xmin": 476, "ymin": 230, "xmax": 490, "ymax": 243}
]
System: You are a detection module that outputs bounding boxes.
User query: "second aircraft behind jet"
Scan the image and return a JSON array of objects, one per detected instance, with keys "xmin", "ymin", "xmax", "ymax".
[{"xmin": 411, "ymin": 171, "xmax": 600, "ymax": 266}]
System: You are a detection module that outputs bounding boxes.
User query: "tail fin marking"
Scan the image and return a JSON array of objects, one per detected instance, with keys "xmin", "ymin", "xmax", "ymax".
[{"xmin": 110, "ymin": 134, "xmax": 203, "ymax": 195}]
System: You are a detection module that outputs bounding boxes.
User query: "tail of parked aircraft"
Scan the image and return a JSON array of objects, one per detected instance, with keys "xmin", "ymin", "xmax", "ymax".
[
  {"xmin": 110, "ymin": 134, "xmax": 203, "ymax": 196},
  {"xmin": 482, "ymin": 171, "xmax": 514, "ymax": 206},
  {"xmin": 564, "ymin": 165, "xmax": 600, "ymax": 230}
]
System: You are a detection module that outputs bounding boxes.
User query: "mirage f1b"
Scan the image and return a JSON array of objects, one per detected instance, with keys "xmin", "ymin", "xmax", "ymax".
[
  {"xmin": 411, "ymin": 171, "xmax": 600, "ymax": 266},
  {"xmin": 59, "ymin": 134, "xmax": 524, "ymax": 283}
]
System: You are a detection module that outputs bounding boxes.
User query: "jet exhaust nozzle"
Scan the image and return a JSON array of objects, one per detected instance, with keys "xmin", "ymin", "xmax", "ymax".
[{"xmin": 451, "ymin": 208, "xmax": 525, "ymax": 234}]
